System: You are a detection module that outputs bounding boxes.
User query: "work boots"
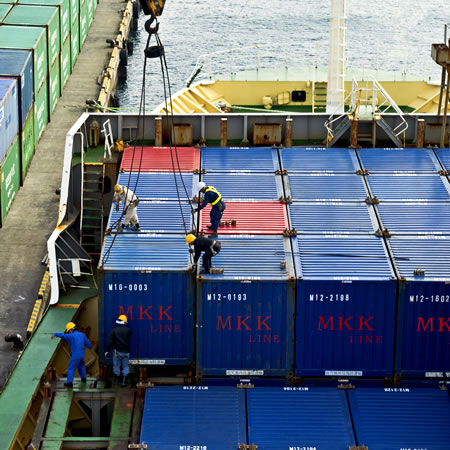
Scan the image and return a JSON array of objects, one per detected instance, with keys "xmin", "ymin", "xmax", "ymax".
[{"xmin": 121, "ymin": 375, "xmax": 127, "ymax": 387}]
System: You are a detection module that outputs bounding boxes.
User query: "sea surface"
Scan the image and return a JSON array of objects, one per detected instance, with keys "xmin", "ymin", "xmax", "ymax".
[{"xmin": 117, "ymin": 0, "xmax": 449, "ymax": 110}]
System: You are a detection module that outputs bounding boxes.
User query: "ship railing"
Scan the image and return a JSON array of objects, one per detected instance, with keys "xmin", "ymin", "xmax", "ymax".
[
  {"xmin": 325, "ymin": 78, "xmax": 408, "ymax": 141},
  {"xmin": 185, "ymin": 43, "xmax": 328, "ymax": 86}
]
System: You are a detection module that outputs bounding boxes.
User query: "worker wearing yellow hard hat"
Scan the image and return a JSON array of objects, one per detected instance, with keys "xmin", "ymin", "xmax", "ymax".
[
  {"xmin": 51, "ymin": 322, "xmax": 93, "ymax": 388},
  {"xmin": 104, "ymin": 314, "xmax": 132, "ymax": 386},
  {"xmin": 114, "ymin": 184, "xmax": 140, "ymax": 231},
  {"xmin": 186, "ymin": 233, "xmax": 221, "ymax": 274}
]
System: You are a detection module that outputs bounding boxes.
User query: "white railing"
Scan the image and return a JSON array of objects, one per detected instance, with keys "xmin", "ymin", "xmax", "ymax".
[{"xmin": 325, "ymin": 78, "xmax": 408, "ymax": 141}]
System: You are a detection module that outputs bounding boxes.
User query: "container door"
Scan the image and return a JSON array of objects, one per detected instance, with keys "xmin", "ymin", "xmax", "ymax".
[
  {"xmin": 247, "ymin": 387, "xmax": 355, "ymax": 449},
  {"xmin": 348, "ymin": 387, "xmax": 450, "ymax": 449},
  {"xmin": 140, "ymin": 386, "xmax": 246, "ymax": 450}
]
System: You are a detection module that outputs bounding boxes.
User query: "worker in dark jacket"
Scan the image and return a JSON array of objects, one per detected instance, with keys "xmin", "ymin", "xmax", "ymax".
[
  {"xmin": 105, "ymin": 315, "xmax": 132, "ymax": 386},
  {"xmin": 186, "ymin": 234, "xmax": 221, "ymax": 274},
  {"xmin": 195, "ymin": 181, "xmax": 225, "ymax": 237},
  {"xmin": 51, "ymin": 322, "xmax": 92, "ymax": 388}
]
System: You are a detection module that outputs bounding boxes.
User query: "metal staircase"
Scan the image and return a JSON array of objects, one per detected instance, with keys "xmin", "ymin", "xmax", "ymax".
[
  {"xmin": 81, "ymin": 163, "xmax": 104, "ymax": 257},
  {"xmin": 325, "ymin": 79, "xmax": 408, "ymax": 147}
]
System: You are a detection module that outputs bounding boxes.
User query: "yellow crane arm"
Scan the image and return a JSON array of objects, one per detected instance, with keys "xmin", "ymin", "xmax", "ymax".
[{"xmin": 139, "ymin": 0, "xmax": 166, "ymax": 16}]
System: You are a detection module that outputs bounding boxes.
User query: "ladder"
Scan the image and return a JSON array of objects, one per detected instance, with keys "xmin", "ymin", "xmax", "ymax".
[
  {"xmin": 81, "ymin": 163, "xmax": 105, "ymax": 257},
  {"xmin": 313, "ymin": 81, "xmax": 327, "ymax": 112}
]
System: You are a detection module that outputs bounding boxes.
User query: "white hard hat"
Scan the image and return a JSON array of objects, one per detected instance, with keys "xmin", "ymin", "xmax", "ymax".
[{"xmin": 197, "ymin": 181, "xmax": 206, "ymax": 191}]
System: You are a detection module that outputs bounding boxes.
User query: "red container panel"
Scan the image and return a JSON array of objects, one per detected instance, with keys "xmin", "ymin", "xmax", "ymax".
[
  {"xmin": 199, "ymin": 201, "xmax": 288, "ymax": 235},
  {"xmin": 121, "ymin": 146, "xmax": 201, "ymax": 172}
]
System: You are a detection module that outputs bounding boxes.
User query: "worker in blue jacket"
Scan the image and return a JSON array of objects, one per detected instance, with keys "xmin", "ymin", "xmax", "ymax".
[
  {"xmin": 195, "ymin": 181, "xmax": 226, "ymax": 237},
  {"xmin": 52, "ymin": 322, "xmax": 92, "ymax": 387}
]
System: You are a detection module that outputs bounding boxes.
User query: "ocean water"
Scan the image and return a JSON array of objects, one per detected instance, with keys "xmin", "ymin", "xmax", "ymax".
[{"xmin": 117, "ymin": 0, "xmax": 449, "ymax": 109}]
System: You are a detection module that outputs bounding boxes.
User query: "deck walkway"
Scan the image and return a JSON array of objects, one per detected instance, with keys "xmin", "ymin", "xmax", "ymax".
[{"xmin": 0, "ymin": 0, "xmax": 127, "ymax": 389}]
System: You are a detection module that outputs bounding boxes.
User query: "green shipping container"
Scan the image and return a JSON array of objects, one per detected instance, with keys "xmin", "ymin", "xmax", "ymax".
[
  {"xmin": 69, "ymin": 0, "xmax": 78, "ymax": 28},
  {"xmin": 0, "ymin": 4, "xmax": 12, "ymax": 20},
  {"xmin": 18, "ymin": 0, "xmax": 70, "ymax": 44},
  {"xmin": 70, "ymin": 16, "xmax": 79, "ymax": 71},
  {"xmin": 79, "ymin": 0, "xmax": 88, "ymax": 49},
  {"xmin": 60, "ymin": 33, "xmax": 71, "ymax": 89},
  {"xmin": 20, "ymin": 107, "xmax": 34, "ymax": 183},
  {"xmin": 0, "ymin": 25, "xmax": 47, "ymax": 93},
  {"xmin": 34, "ymin": 79, "xmax": 48, "ymax": 145},
  {"xmin": 87, "ymin": 0, "xmax": 94, "ymax": 27},
  {"xmin": 0, "ymin": 136, "xmax": 20, "ymax": 226},
  {"xmin": 4, "ymin": 5, "xmax": 60, "ymax": 70},
  {"xmin": 49, "ymin": 57, "xmax": 60, "ymax": 116}
]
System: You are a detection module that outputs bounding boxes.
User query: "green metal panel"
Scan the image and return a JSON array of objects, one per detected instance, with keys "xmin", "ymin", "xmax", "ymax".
[
  {"xmin": 49, "ymin": 57, "xmax": 60, "ymax": 116},
  {"xmin": 79, "ymin": 0, "xmax": 88, "ymax": 49},
  {"xmin": 34, "ymin": 78, "xmax": 48, "ymax": 145},
  {"xmin": 0, "ymin": 136, "xmax": 20, "ymax": 226},
  {"xmin": 60, "ymin": 33, "xmax": 71, "ymax": 90},
  {"xmin": 70, "ymin": 16, "xmax": 79, "ymax": 71},
  {"xmin": 4, "ymin": 5, "xmax": 61, "ymax": 69},
  {"xmin": 18, "ymin": 0, "xmax": 71, "ymax": 44},
  {"xmin": 69, "ymin": 0, "xmax": 78, "ymax": 27},
  {"xmin": 20, "ymin": 108, "xmax": 34, "ymax": 183},
  {"xmin": 0, "ymin": 25, "xmax": 47, "ymax": 93},
  {"xmin": 87, "ymin": 0, "xmax": 94, "ymax": 26},
  {"xmin": 0, "ymin": 3, "xmax": 12, "ymax": 19},
  {"xmin": 45, "ymin": 391, "xmax": 73, "ymax": 438}
]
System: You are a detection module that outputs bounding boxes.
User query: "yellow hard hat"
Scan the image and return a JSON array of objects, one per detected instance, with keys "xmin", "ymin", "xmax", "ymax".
[
  {"xmin": 65, "ymin": 322, "xmax": 76, "ymax": 332},
  {"xmin": 186, "ymin": 234, "xmax": 196, "ymax": 244},
  {"xmin": 114, "ymin": 184, "xmax": 123, "ymax": 194},
  {"xmin": 118, "ymin": 314, "xmax": 128, "ymax": 323}
]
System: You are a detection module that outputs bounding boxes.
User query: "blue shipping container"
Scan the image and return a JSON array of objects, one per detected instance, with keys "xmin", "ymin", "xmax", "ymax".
[
  {"xmin": 279, "ymin": 147, "xmax": 360, "ymax": 173},
  {"xmin": 357, "ymin": 148, "xmax": 439, "ymax": 173},
  {"xmin": 0, "ymin": 79, "xmax": 19, "ymax": 162},
  {"xmin": 117, "ymin": 172, "xmax": 198, "ymax": 200},
  {"xmin": 108, "ymin": 200, "xmax": 195, "ymax": 234},
  {"xmin": 0, "ymin": 49, "xmax": 34, "ymax": 127},
  {"xmin": 376, "ymin": 203, "xmax": 450, "ymax": 235},
  {"xmin": 348, "ymin": 387, "xmax": 450, "ymax": 449},
  {"xmin": 201, "ymin": 147, "xmax": 280, "ymax": 172},
  {"xmin": 365, "ymin": 174, "xmax": 450, "ymax": 202},
  {"xmin": 387, "ymin": 236, "xmax": 450, "ymax": 378},
  {"xmin": 434, "ymin": 148, "xmax": 450, "ymax": 172},
  {"xmin": 247, "ymin": 387, "xmax": 355, "ymax": 449},
  {"xmin": 283, "ymin": 173, "xmax": 369, "ymax": 201},
  {"xmin": 202, "ymin": 172, "xmax": 284, "ymax": 201},
  {"xmin": 287, "ymin": 202, "xmax": 379, "ymax": 234},
  {"xmin": 197, "ymin": 235, "xmax": 296, "ymax": 377},
  {"xmin": 293, "ymin": 235, "xmax": 397, "ymax": 377},
  {"xmin": 100, "ymin": 234, "xmax": 194, "ymax": 365},
  {"xmin": 140, "ymin": 386, "xmax": 246, "ymax": 449}
]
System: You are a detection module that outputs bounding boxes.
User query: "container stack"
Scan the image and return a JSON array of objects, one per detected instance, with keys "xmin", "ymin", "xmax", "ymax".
[
  {"xmin": 0, "ymin": 0, "xmax": 96, "ymax": 226},
  {"xmin": 100, "ymin": 146, "xmax": 201, "ymax": 366},
  {"xmin": 197, "ymin": 147, "xmax": 296, "ymax": 378},
  {"xmin": 357, "ymin": 148, "xmax": 450, "ymax": 379},
  {"xmin": 100, "ymin": 145, "xmax": 449, "ymax": 381}
]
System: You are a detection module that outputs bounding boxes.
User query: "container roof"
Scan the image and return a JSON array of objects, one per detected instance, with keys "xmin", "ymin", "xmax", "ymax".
[
  {"xmin": 293, "ymin": 235, "xmax": 395, "ymax": 280},
  {"xmin": 0, "ymin": 49, "xmax": 31, "ymax": 76}
]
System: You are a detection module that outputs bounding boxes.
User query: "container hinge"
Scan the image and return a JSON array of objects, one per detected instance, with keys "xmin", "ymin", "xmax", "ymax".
[
  {"xmin": 348, "ymin": 446, "xmax": 368, "ymax": 450},
  {"xmin": 365, "ymin": 195, "xmax": 379, "ymax": 204},
  {"xmin": 193, "ymin": 168, "xmax": 206, "ymax": 174},
  {"xmin": 439, "ymin": 169, "xmax": 449, "ymax": 175},
  {"xmin": 275, "ymin": 169, "xmax": 288, "ymax": 175},
  {"xmin": 279, "ymin": 196, "xmax": 293, "ymax": 204},
  {"xmin": 376, "ymin": 228, "xmax": 391, "ymax": 237},
  {"xmin": 414, "ymin": 268, "xmax": 425, "ymax": 276},
  {"xmin": 237, "ymin": 383, "xmax": 255, "ymax": 389},
  {"xmin": 239, "ymin": 445, "xmax": 258, "ymax": 450},
  {"xmin": 356, "ymin": 169, "xmax": 370, "ymax": 175},
  {"xmin": 338, "ymin": 383, "xmax": 355, "ymax": 390},
  {"xmin": 280, "ymin": 261, "xmax": 286, "ymax": 269}
]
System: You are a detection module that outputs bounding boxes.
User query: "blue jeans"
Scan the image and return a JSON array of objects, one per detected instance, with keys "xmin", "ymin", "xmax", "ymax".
[
  {"xmin": 113, "ymin": 350, "xmax": 130, "ymax": 377},
  {"xmin": 67, "ymin": 355, "xmax": 87, "ymax": 383},
  {"xmin": 210, "ymin": 202, "xmax": 225, "ymax": 232}
]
